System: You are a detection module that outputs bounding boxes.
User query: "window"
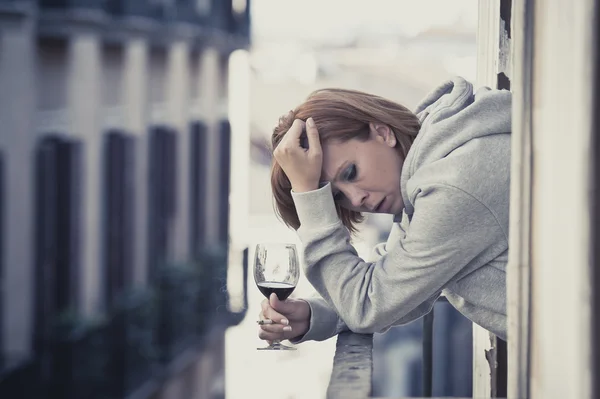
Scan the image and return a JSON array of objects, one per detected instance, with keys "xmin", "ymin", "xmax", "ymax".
[
  {"xmin": 103, "ymin": 131, "xmax": 136, "ymax": 307},
  {"xmin": 33, "ymin": 136, "xmax": 82, "ymax": 352},
  {"xmin": 189, "ymin": 121, "xmax": 208, "ymax": 256},
  {"xmin": 147, "ymin": 126, "xmax": 177, "ymax": 279}
]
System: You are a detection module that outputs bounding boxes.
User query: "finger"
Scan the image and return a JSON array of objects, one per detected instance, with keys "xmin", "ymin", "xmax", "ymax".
[
  {"xmin": 273, "ymin": 119, "xmax": 305, "ymax": 160},
  {"xmin": 278, "ymin": 119, "xmax": 305, "ymax": 149},
  {"xmin": 259, "ymin": 302, "xmax": 277, "ymax": 326},
  {"xmin": 258, "ymin": 327, "xmax": 297, "ymax": 342},
  {"xmin": 285, "ymin": 118, "xmax": 305, "ymax": 140},
  {"xmin": 269, "ymin": 293, "xmax": 296, "ymax": 316},
  {"xmin": 305, "ymin": 117, "xmax": 322, "ymax": 154},
  {"xmin": 264, "ymin": 296, "xmax": 289, "ymax": 325},
  {"xmin": 258, "ymin": 329, "xmax": 283, "ymax": 342},
  {"xmin": 257, "ymin": 310, "xmax": 270, "ymax": 324},
  {"xmin": 260, "ymin": 323, "xmax": 293, "ymax": 334},
  {"xmin": 261, "ymin": 299, "xmax": 269, "ymax": 315}
]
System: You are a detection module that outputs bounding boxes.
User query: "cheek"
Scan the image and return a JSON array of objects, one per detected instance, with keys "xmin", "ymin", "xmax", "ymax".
[
  {"xmin": 371, "ymin": 153, "xmax": 402, "ymax": 189},
  {"xmin": 369, "ymin": 155, "xmax": 392, "ymax": 177}
]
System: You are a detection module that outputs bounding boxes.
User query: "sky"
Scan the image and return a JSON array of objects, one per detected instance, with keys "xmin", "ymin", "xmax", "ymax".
[{"xmin": 250, "ymin": 0, "xmax": 478, "ymax": 43}]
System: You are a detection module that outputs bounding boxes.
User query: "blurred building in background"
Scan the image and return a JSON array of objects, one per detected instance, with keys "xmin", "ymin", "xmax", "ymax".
[{"xmin": 0, "ymin": 0, "xmax": 250, "ymax": 398}]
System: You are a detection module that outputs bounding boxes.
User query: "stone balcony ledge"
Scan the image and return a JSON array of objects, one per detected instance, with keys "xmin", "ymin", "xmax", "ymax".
[{"xmin": 326, "ymin": 331, "xmax": 373, "ymax": 399}]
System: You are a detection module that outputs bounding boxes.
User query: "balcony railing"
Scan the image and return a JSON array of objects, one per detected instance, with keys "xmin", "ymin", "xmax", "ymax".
[
  {"xmin": 326, "ymin": 298, "xmax": 501, "ymax": 398},
  {"xmin": 326, "ymin": 332, "xmax": 373, "ymax": 399}
]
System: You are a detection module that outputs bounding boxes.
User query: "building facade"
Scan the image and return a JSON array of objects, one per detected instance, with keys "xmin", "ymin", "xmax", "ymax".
[{"xmin": 0, "ymin": 1, "xmax": 250, "ymax": 397}]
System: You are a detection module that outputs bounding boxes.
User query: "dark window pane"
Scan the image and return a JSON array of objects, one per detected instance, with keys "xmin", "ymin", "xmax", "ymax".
[
  {"xmin": 189, "ymin": 121, "xmax": 207, "ymax": 256},
  {"xmin": 103, "ymin": 131, "xmax": 136, "ymax": 307}
]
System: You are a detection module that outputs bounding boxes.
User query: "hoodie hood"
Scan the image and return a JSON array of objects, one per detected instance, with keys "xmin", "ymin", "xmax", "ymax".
[{"xmin": 399, "ymin": 76, "xmax": 512, "ymax": 217}]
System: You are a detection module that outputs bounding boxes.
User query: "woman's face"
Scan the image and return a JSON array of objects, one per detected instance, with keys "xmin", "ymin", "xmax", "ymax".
[{"xmin": 320, "ymin": 124, "xmax": 405, "ymax": 216}]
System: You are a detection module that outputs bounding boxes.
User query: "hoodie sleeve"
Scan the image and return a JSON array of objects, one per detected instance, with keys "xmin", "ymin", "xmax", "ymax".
[
  {"xmin": 288, "ymin": 295, "xmax": 348, "ymax": 344},
  {"xmin": 370, "ymin": 215, "xmax": 408, "ymax": 260},
  {"xmin": 291, "ymin": 182, "xmax": 507, "ymax": 334}
]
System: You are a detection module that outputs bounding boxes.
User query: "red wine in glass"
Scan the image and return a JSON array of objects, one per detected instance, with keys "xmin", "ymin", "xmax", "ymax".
[
  {"xmin": 254, "ymin": 243, "xmax": 300, "ymax": 351},
  {"xmin": 256, "ymin": 281, "xmax": 296, "ymax": 301}
]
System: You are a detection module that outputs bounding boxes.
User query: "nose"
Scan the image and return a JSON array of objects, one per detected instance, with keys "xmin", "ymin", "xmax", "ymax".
[{"xmin": 345, "ymin": 186, "xmax": 368, "ymax": 209}]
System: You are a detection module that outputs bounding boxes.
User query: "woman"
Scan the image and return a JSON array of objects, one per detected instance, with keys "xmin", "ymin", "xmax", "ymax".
[{"xmin": 258, "ymin": 77, "xmax": 511, "ymax": 345}]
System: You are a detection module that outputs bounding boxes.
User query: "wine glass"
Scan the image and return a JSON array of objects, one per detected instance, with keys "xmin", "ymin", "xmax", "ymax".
[{"xmin": 254, "ymin": 243, "xmax": 300, "ymax": 350}]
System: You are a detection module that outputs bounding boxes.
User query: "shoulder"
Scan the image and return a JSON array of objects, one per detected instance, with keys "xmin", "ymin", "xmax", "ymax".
[{"xmin": 405, "ymin": 134, "xmax": 511, "ymax": 235}]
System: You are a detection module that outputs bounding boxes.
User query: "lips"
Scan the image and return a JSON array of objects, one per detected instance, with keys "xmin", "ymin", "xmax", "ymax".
[{"xmin": 374, "ymin": 197, "xmax": 386, "ymax": 213}]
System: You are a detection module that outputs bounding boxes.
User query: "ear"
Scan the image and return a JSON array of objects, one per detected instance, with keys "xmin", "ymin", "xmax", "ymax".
[{"xmin": 369, "ymin": 123, "xmax": 396, "ymax": 147}]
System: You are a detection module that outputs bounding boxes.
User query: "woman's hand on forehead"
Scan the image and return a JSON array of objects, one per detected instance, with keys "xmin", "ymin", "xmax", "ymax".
[{"xmin": 273, "ymin": 117, "xmax": 323, "ymax": 193}]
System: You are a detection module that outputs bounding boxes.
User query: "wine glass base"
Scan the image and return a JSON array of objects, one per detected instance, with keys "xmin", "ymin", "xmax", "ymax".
[{"xmin": 257, "ymin": 342, "xmax": 297, "ymax": 351}]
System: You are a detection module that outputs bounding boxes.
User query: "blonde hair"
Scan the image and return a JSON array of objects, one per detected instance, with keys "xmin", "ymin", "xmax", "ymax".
[{"xmin": 271, "ymin": 88, "xmax": 420, "ymax": 232}]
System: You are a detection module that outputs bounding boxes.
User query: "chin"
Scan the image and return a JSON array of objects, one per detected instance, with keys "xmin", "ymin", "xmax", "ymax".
[{"xmin": 389, "ymin": 199, "xmax": 404, "ymax": 215}]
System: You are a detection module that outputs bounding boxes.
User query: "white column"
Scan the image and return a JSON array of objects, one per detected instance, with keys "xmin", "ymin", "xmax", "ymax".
[
  {"xmin": 166, "ymin": 40, "xmax": 191, "ymax": 261},
  {"xmin": 0, "ymin": 15, "xmax": 36, "ymax": 354},
  {"xmin": 68, "ymin": 32, "xmax": 103, "ymax": 315},
  {"xmin": 474, "ymin": 1, "xmax": 511, "ymax": 397},
  {"xmin": 507, "ymin": 0, "xmax": 533, "ymax": 398},
  {"xmin": 529, "ymin": 1, "xmax": 595, "ymax": 398},
  {"xmin": 227, "ymin": 50, "xmax": 250, "ymax": 250},
  {"xmin": 123, "ymin": 36, "xmax": 150, "ymax": 286},
  {"xmin": 226, "ymin": 50, "xmax": 250, "ymax": 312},
  {"xmin": 474, "ymin": 1, "xmax": 497, "ymax": 394},
  {"xmin": 198, "ymin": 48, "xmax": 222, "ymax": 247}
]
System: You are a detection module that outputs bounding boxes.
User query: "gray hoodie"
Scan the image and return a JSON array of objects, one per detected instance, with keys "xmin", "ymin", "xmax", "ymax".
[{"xmin": 290, "ymin": 77, "xmax": 511, "ymax": 343}]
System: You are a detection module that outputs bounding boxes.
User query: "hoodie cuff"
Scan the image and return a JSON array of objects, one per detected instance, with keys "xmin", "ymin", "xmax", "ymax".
[
  {"xmin": 291, "ymin": 183, "xmax": 340, "ymax": 229},
  {"xmin": 289, "ymin": 297, "xmax": 344, "ymax": 344}
]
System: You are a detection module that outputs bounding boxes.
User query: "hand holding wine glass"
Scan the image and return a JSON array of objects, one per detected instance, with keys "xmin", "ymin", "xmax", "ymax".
[
  {"xmin": 258, "ymin": 291, "xmax": 310, "ymax": 346},
  {"xmin": 254, "ymin": 243, "xmax": 305, "ymax": 350}
]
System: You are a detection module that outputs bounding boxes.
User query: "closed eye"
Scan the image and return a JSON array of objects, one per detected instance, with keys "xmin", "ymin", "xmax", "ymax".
[
  {"xmin": 342, "ymin": 164, "xmax": 357, "ymax": 182},
  {"xmin": 332, "ymin": 164, "xmax": 357, "ymax": 202}
]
